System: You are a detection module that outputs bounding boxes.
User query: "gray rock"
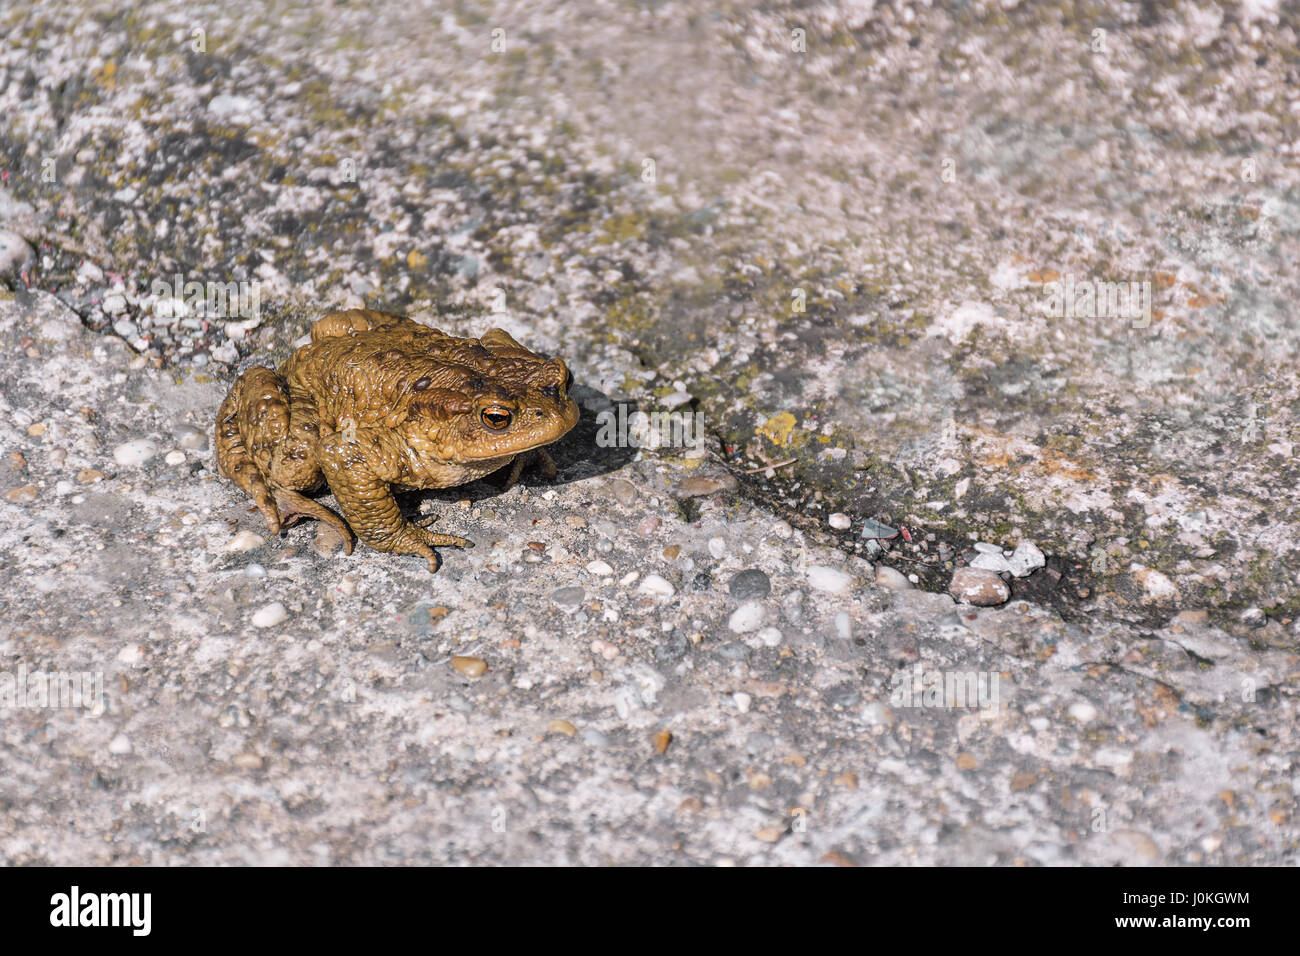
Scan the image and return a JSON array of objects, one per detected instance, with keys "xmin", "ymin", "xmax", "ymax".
[
  {"xmin": 728, "ymin": 568, "xmax": 771, "ymax": 601},
  {"xmin": 550, "ymin": 586, "xmax": 584, "ymax": 611}
]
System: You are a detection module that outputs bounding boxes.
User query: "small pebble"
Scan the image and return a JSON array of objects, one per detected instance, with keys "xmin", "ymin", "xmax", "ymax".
[
  {"xmin": 781, "ymin": 590, "xmax": 805, "ymax": 623},
  {"xmin": 175, "ymin": 425, "xmax": 208, "ymax": 450},
  {"xmin": 76, "ymin": 468, "xmax": 105, "ymax": 484},
  {"xmin": 636, "ymin": 516, "xmax": 660, "ymax": 537},
  {"xmin": 581, "ymin": 729, "xmax": 611, "ymax": 748},
  {"xmin": 231, "ymin": 753, "xmax": 264, "ymax": 770},
  {"xmin": 692, "ymin": 571, "xmax": 712, "ymax": 591},
  {"xmin": 225, "ymin": 530, "xmax": 265, "ymax": 552},
  {"xmin": 728, "ymin": 568, "xmax": 771, "ymax": 601},
  {"xmin": 828, "ymin": 512, "xmax": 851, "ymax": 530},
  {"xmin": 806, "ymin": 565, "xmax": 853, "ymax": 594},
  {"xmin": 312, "ymin": 524, "xmax": 346, "ymax": 556},
  {"xmin": 1134, "ymin": 567, "xmax": 1180, "ymax": 603},
  {"xmin": 834, "ymin": 611, "xmax": 852, "ymax": 640},
  {"xmin": 551, "ymin": 586, "xmax": 585, "ymax": 610},
  {"xmin": 113, "ymin": 439, "xmax": 158, "ymax": 467},
  {"xmin": 652, "ymin": 730, "xmax": 672, "ymax": 754},
  {"xmin": 859, "ymin": 517, "xmax": 899, "ymax": 540},
  {"xmin": 949, "ymin": 567, "xmax": 1010, "ymax": 606},
  {"xmin": 586, "ymin": 559, "xmax": 614, "ymax": 576},
  {"xmin": 244, "ymin": 563, "xmax": 267, "ymax": 580},
  {"xmin": 164, "ymin": 450, "xmax": 186, "ymax": 466},
  {"xmin": 771, "ymin": 520, "xmax": 793, "ymax": 539},
  {"xmin": 1068, "ymin": 701, "xmax": 1098, "ymax": 723},
  {"xmin": 548, "ymin": 719, "xmax": 576, "ymax": 737},
  {"xmin": 733, "ymin": 692, "xmax": 753, "ymax": 713},
  {"xmin": 252, "ymin": 602, "xmax": 289, "ymax": 628},
  {"xmin": 451, "ymin": 656, "xmax": 487, "ymax": 677},
  {"xmin": 639, "ymin": 574, "xmax": 676, "ymax": 598},
  {"xmin": 4, "ymin": 484, "xmax": 38, "ymax": 503},
  {"xmin": 754, "ymin": 626, "xmax": 783, "ymax": 648},
  {"xmin": 728, "ymin": 601, "xmax": 765, "ymax": 633},
  {"xmin": 970, "ymin": 551, "xmax": 1012, "ymax": 574},
  {"xmin": 1007, "ymin": 541, "xmax": 1046, "ymax": 577},
  {"xmin": 707, "ymin": 536, "xmax": 727, "ymax": 559},
  {"xmin": 609, "ymin": 479, "xmax": 637, "ymax": 506},
  {"xmin": 108, "ymin": 734, "xmax": 133, "ymax": 755}
]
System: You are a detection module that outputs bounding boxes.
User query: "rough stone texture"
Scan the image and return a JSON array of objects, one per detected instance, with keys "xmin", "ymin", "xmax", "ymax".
[{"xmin": 0, "ymin": 0, "xmax": 1297, "ymax": 865}]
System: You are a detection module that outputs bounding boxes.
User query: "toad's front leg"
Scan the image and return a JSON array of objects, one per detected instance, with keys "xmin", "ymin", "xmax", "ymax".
[{"xmin": 318, "ymin": 428, "xmax": 471, "ymax": 572}]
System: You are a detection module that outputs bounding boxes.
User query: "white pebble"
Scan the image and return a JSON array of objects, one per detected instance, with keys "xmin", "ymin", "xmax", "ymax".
[
  {"xmin": 1008, "ymin": 541, "xmax": 1046, "ymax": 577},
  {"xmin": 619, "ymin": 571, "xmax": 639, "ymax": 587},
  {"xmin": 164, "ymin": 450, "xmax": 186, "ymax": 466},
  {"xmin": 771, "ymin": 520, "xmax": 793, "ymax": 539},
  {"xmin": 834, "ymin": 611, "xmax": 852, "ymax": 640},
  {"xmin": 586, "ymin": 559, "xmax": 614, "ymax": 577},
  {"xmin": 806, "ymin": 565, "xmax": 853, "ymax": 594},
  {"xmin": 707, "ymin": 536, "xmax": 727, "ymax": 559},
  {"xmin": 224, "ymin": 530, "xmax": 265, "ymax": 552},
  {"xmin": 732, "ymin": 692, "xmax": 752, "ymax": 714},
  {"xmin": 970, "ymin": 551, "xmax": 1013, "ymax": 574},
  {"xmin": 108, "ymin": 734, "xmax": 132, "ymax": 755},
  {"xmin": 112, "ymin": 439, "xmax": 158, "ymax": 467},
  {"xmin": 828, "ymin": 512, "xmax": 851, "ymax": 530},
  {"xmin": 755, "ymin": 626, "xmax": 783, "ymax": 647},
  {"xmin": 1068, "ymin": 701, "xmax": 1098, "ymax": 723},
  {"xmin": 115, "ymin": 644, "xmax": 146, "ymax": 665},
  {"xmin": 102, "ymin": 293, "xmax": 128, "ymax": 315},
  {"xmin": 728, "ymin": 601, "xmax": 765, "ymax": 633},
  {"xmin": 638, "ymin": 573, "xmax": 675, "ymax": 598},
  {"xmin": 252, "ymin": 602, "xmax": 289, "ymax": 628}
]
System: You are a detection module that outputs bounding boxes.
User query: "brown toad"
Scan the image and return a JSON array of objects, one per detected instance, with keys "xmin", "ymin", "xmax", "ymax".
[{"xmin": 214, "ymin": 309, "xmax": 578, "ymax": 571}]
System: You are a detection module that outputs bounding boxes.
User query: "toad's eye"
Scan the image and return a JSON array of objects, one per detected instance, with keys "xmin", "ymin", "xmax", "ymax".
[{"xmin": 481, "ymin": 407, "xmax": 513, "ymax": 430}]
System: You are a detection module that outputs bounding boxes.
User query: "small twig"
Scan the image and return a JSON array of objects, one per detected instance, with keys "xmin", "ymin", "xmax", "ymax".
[{"xmin": 742, "ymin": 457, "xmax": 797, "ymax": 475}]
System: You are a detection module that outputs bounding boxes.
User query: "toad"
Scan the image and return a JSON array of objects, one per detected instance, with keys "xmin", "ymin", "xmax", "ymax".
[{"xmin": 215, "ymin": 309, "xmax": 578, "ymax": 571}]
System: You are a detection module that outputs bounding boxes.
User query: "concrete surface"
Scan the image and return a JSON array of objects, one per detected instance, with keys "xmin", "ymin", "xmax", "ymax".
[{"xmin": 0, "ymin": 0, "xmax": 1297, "ymax": 865}]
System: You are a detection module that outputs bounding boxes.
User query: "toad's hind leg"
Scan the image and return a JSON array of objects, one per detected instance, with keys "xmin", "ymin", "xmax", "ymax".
[
  {"xmin": 216, "ymin": 367, "xmax": 285, "ymax": 533},
  {"xmin": 215, "ymin": 367, "xmax": 342, "ymax": 539}
]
